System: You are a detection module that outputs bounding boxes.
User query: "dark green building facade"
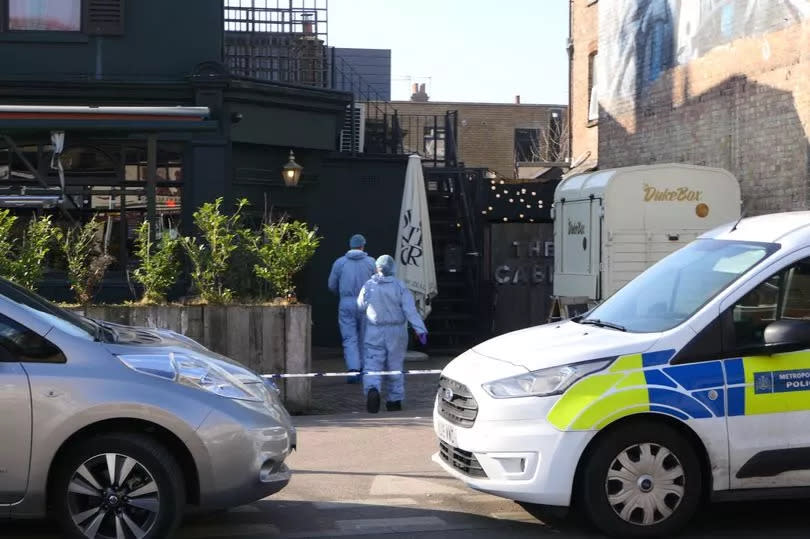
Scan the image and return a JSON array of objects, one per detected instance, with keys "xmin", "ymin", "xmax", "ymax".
[{"xmin": 0, "ymin": 0, "xmax": 411, "ymax": 346}]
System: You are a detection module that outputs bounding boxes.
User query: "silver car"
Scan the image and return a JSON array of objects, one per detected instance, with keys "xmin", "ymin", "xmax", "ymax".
[{"xmin": 0, "ymin": 279, "xmax": 296, "ymax": 538}]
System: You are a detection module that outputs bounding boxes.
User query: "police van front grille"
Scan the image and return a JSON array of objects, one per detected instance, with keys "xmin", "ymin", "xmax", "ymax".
[
  {"xmin": 439, "ymin": 441, "xmax": 487, "ymax": 478},
  {"xmin": 437, "ymin": 376, "xmax": 478, "ymax": 427}
]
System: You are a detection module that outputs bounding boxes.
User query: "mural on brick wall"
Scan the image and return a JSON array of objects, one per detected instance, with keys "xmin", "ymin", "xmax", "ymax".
[{"xmin": 599, "ymin": 0, "xmax": 810, "ymax": 103}]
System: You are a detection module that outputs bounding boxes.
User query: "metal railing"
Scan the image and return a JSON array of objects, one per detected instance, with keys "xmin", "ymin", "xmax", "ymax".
[
  {"xmin": 225, "ymin": 31, "xmax": 329, "ymax": 86},
  {"xmin": 222, "ymin": 3, "xmax": 460, "ymax": 162},
  {"xmin": 371, "ymin": 111, "xmax": 458, "ymax": 165}
]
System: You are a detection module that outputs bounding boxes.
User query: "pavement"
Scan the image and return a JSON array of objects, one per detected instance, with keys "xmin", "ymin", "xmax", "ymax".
[{"xmin": 305, "ymin": 348, "xmax": 452, "ymax": 415}]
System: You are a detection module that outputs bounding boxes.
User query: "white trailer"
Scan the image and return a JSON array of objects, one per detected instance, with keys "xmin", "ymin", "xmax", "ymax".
[{"xmin": 551, "ymin": 163, "xmax": 741, "ymax": 318}]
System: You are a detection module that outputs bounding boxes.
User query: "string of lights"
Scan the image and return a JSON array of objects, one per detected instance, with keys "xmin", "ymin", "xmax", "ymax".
[{"xmin": 480, "ymin": 177, "xmax": 557, "ymax": 223}]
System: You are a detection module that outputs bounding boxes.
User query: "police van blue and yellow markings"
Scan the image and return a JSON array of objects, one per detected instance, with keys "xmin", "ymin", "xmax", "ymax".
[
  {"xmin": 547, "ymin": 350, "xmax": 725, "ymax": 431},
  {"xmin": 548, "ymin": 349, "xmax": 810, "ymax": 431},
  {"xmin": 734, "ymin": 351, "xmax": 810, "ymax": 416}
]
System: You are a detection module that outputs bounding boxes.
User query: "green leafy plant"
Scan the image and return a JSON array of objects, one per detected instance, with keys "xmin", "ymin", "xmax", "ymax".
[
  {"xmin": 0, "ymin": 211, "xmax": 60, "ymax": 290},
  {"xmin": 0, "ymin": 209, "xmax": 19, "ymax": 280},
  {"xmin": 62, "ymin": 220, "xmax": 114, "ymax": 306},
  {"xmin": 16, "ymin": 215, "xmax": 61, "ymax": 291},
  {"xmin": 133, "ymin": 221, "xmax": 181, "ymax": 304},
  {"xmin": 182, "ymin": 197, "xmax": 249, "ymax": 304},
  {"xmin": 247, "ymin": 219, "xmax": 321, "ymax": 300}
]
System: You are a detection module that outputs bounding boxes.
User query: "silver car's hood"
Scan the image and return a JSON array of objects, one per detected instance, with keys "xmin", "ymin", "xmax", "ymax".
[
  {"xmin": 101, "ymin": 324, "xmax": 294, "ymax": 431},
  {"xmin": 99, "ymin": 321, "xmax": 205, "ymax": 348},
  {"xmin": 99, "ymin": 322, "xmax": 262, "ymax": 384}
]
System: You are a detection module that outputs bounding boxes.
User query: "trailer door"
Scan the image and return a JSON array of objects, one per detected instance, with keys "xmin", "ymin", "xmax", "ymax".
[{"xmin": 553, "ymin": 197, "xmax": 602, "ymax": 300}]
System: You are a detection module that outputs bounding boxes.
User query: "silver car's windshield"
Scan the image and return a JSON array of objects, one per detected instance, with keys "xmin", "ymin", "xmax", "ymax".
[
  {"xmin": 0, "ymin": 278, "xmax": 97, "ymax": 339},
  {"xmin": 580, "ymin": 239, "xmax": 778, "ymax": 333}
]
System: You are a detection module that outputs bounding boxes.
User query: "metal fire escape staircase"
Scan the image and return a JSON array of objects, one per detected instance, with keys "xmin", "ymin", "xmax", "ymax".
[{"xmin": 423, "ymin": 156, "xmax": 485, "ymax": 352}]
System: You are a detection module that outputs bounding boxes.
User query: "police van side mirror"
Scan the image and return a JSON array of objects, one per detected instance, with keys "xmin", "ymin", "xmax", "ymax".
[{"xmin": 763, "ymin": 319, "xmax": 810, "ymax": 354}]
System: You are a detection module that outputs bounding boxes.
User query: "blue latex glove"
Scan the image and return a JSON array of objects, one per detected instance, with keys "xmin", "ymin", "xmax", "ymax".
[{"xmin": 417, "ymin": 332, "xmax": 427, "ymax": 346}]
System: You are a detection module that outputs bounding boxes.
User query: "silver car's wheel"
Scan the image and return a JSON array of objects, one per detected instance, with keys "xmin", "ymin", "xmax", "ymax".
[
  {"xmin": 52, "ymin": 433, "xmax": 185, "ymax": 539},
  {"xmin": 67, "ymin": 453, "xmax": 160, "ymax": 539},
  {"xmin": 605, "ymin": 442, "xmax": 685, "ymax": 526}
]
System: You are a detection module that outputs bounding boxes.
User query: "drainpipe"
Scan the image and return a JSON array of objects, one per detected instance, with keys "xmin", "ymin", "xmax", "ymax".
[{"xmin": 567, "ymin": 0, "xmax": 574, "ymax": 164}]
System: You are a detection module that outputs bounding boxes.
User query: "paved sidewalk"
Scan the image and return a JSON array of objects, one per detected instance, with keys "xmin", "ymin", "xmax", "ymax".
[{"xmin": 301, "ymin": 348, "xmax": 454, "ymax": 415}]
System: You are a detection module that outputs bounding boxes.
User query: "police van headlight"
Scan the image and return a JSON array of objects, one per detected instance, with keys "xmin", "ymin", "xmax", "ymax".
[{"xmin": 482, "ymin": 358, "xmax": 612, "ymax": 398}]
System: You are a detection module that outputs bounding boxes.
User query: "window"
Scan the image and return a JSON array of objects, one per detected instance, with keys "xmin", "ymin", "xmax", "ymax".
[
  {"xmin": 1, "ymin": 1, "xmax": 124, "ymax": 35},
  {"xmin": 423, "ymin": 127, "xmax": 445, "ymax": 160},
  {"xmin": 0, "ymin": 312, "xmax": 65, "ymax": 363},
  {"xmin": 0, "ymin": 139, "xmax": 184, "ymax": 277},
  {"xmin": 587, "ymin": 51, "xmax": 599, "ymax": 122},
  {"xmin": 0, "ymin": 278, "xmax": 95, "ymax": 340},
  {"xmin": 9, "ymin": 0, "xmax": 81, "ymax": 31},
  {"xmin": 729, "ymin": 259, "xmax": 810, "ymax": 350},
  {"xmin": 514, "ymin": 128, "xmax": 541, "ymax": 163}
]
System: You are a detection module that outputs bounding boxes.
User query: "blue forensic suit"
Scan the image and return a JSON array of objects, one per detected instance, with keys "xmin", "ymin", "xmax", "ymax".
[
  {"xmin": 357, "ymin": 274, "xmax": 428, "ymax": 402},
  {"xmin": 328, "ymin": 249, "xmax": 376, "ymax": 371}
]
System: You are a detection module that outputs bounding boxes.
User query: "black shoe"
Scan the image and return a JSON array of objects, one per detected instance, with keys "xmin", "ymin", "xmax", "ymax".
[
  {"xmin": 386, "ymin": 401, "xmax": 402, "ymax": 412},
  {"xmin": 366, "ymin": 388, "xmax": 380, "ymax": 413},
  {"xmin": 346, "ymin": 369, "xmax": 361, "ymax": 384}
]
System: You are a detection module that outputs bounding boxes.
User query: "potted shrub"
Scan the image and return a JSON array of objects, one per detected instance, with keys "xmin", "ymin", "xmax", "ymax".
[
  {"xmin": 0, "ymin": 210, "xmax": 60, "ymax": 291},
  {"xmin": 62, "ymin": 220, "xmax": 114, "ymax": 307}
]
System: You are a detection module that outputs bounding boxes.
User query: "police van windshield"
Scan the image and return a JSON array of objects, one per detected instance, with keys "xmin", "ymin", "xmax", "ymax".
[{"xmin": 581, "ymin": 239, "xmax": 778, "ymax": 333}]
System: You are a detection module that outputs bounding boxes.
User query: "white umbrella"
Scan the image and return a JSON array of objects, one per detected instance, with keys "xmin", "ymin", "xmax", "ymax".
[{"xmin": 395, "ymin": 154, "xmax": 438, "ymax": 319}]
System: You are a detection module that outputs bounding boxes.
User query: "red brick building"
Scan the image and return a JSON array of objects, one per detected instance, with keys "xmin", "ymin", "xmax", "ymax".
[
  {"xmin": 569, "ymin": 0, "xmax": 810, "ymax": 214},
  {"xmin": 390, "ymin": 99, "xmax": 567, "ymax": 179}
]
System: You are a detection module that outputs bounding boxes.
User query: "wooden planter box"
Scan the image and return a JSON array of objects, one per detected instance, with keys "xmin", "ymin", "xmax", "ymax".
[{"xmin": 75, "ymin": 304, "xmax": 312, "ymax": 413}]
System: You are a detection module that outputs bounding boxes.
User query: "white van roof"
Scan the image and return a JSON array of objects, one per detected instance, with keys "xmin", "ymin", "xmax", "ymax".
[
  {"xmin": 702, "ymin": 211, "xmax": 810, "ymax": 244},
  {"xmin": 555, "ymin": 163, "xmax": 736, "ymax": 202}
]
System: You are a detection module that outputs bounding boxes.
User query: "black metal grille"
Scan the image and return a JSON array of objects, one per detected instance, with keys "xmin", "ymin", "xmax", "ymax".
[
  {"xmin": 439, "ymin": 441, "xmax": 487, "ymax": 478},
  {"xmin": 437, "ymin": 376, "xmax": 478, "ymax": 427}
]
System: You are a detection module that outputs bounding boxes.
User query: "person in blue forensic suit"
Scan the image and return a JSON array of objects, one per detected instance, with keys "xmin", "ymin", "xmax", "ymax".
[
  {"xmin": 328, "ymin": 234, "xmax": 376, "ymax": 383},
  {"xmin": 357, "ymin": 254, "xmax": 428, "ymax": 413}
]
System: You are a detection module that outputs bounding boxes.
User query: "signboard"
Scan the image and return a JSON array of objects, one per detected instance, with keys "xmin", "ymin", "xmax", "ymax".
[{"xmin": 489, "ymin": 223, "xmax": 554, "ymax": 335}]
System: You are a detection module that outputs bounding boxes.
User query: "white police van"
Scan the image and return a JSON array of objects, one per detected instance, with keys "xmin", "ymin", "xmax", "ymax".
[{"xmin": 434, "ymin": 212, "xmax": 810, "ymax": 536}]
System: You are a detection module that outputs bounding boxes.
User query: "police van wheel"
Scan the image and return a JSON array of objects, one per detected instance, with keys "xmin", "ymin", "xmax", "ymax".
[{"xmin": 579, "ymin": 420, "xmax": 702, "ymax": 537}]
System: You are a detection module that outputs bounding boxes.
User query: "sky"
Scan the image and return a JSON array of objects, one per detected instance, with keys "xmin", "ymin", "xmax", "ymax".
[{"xmin": 328, "ymin": 0, "xmax": 569, "ymax": 104}]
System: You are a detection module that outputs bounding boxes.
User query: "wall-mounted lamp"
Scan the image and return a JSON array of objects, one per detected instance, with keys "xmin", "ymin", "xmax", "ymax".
[{"xmin": 282, "ymin": 149, "xmax": 303, "ymax": 187}]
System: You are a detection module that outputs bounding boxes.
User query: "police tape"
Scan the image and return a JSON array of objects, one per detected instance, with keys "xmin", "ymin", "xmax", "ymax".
[{"xmin": 262, "ymin": 369, "xmax": 443, "ymax": 379}]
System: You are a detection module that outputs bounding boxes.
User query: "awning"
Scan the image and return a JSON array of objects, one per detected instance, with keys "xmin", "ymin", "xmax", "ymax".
[{"xmin": 0, "ymin": 105, "xmax": 216, "ymax": 132}]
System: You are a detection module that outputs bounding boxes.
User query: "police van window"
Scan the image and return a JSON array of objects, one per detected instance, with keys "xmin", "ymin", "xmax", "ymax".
[
  {"xmin": 730, "ymin": 259, "xmax": 810, "ymax": 349},
  {"xmin": 731, "ymin": 273, "xmax": 782, "ymax": 349},
  {"xmin": 582, "ymin": 239, "xmax": 775, "ymax": 333},
  {"xmin": 782, "ymin": 262, "xmax": 810, "ymax": 319},
  {"xmin": 0, "ymin": 313, "xmax": 65, "ymax": 363}
]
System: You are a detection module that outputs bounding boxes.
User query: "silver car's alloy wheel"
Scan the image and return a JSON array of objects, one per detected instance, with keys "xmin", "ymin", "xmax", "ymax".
[
  {"xmin": 67, "ymin": 453, "xmax": 160, "ymax": 539},
  {"xmin": 605, "ymin": 442, "xmax": 685, "ymax": 526}
]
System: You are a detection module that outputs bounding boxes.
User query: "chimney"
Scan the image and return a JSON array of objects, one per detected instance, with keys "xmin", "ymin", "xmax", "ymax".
[
  {"xmin": 302, "ymin": 13, "xmax": 314, "ymax": 34},
  {"xmin": 515, "ymin": 95, "xmax": 521, "ymax": 104},
  {"xmin": 411, "ymin": 82, "xmax": 429, "ymax": 102}
]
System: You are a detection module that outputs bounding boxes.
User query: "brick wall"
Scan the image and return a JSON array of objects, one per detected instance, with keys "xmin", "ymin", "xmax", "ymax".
[
  {"xmin": 586, "ymin": 0, "xmax": 810, "ymax": 214},
  {"xmin": 385, "ymin": 101, "xmax": 567, "ymax": 178},
  {"xmin": 570, "ymin": 0, "xmax": 599, "ymax": 171}
]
